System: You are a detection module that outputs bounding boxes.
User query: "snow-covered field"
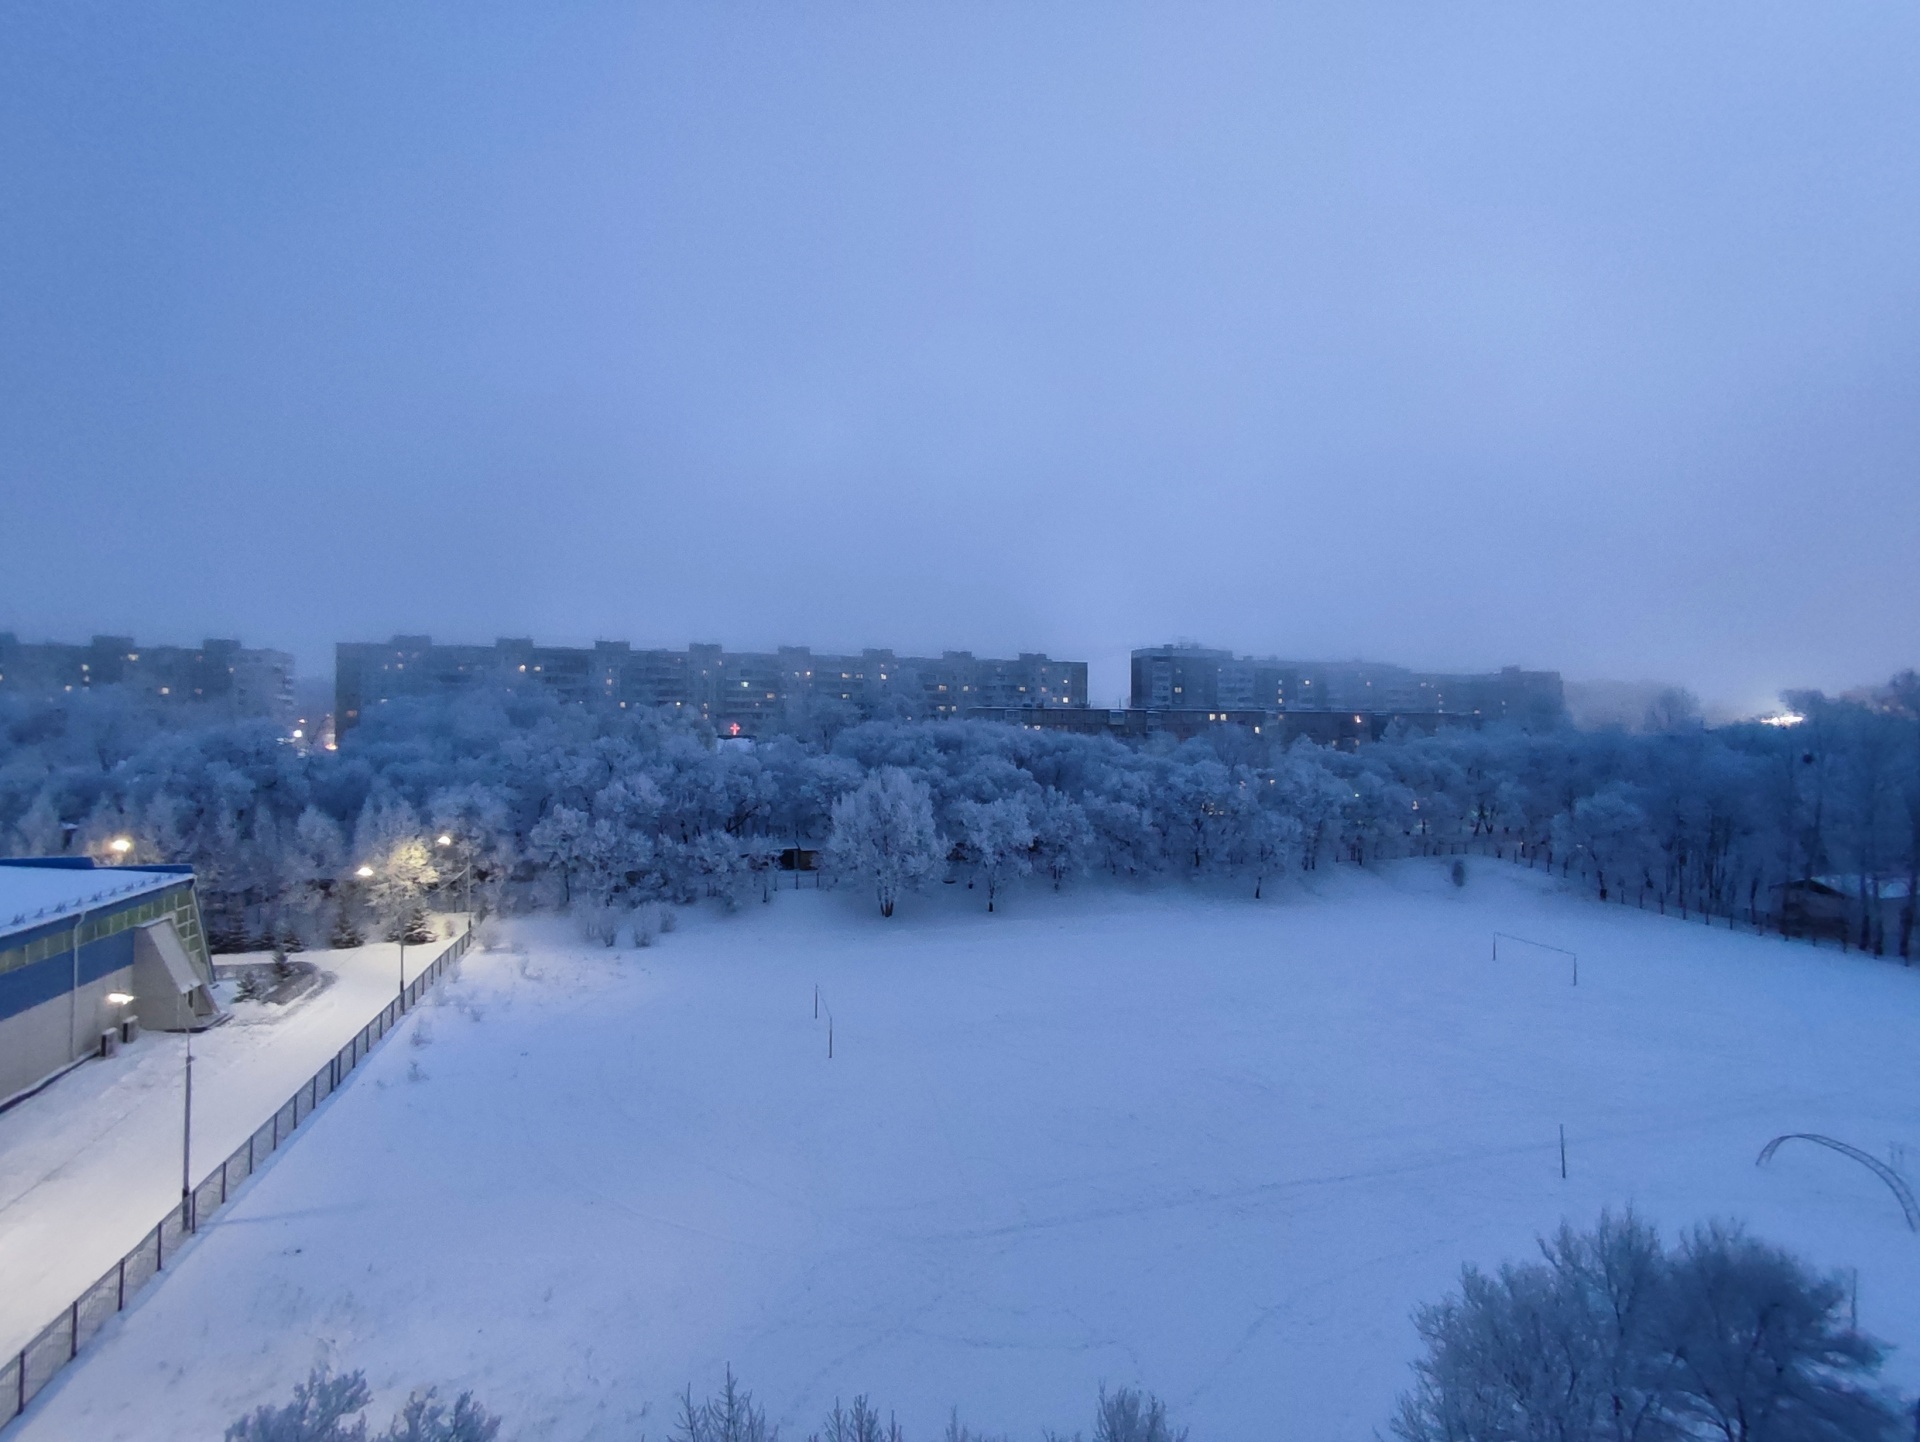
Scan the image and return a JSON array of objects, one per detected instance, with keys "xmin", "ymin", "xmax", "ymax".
[{"xmin": 11, "ymin": 861, "xmax": 1920, "ymax": 1441}]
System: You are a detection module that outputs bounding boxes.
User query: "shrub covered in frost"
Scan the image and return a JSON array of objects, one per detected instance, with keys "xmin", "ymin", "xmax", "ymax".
[
  {"xmin": 225, "ymin": 1368, "xmax": 499, "ymax": 1442},
  {"xmin": 675, "ymin": 1367, "xmax": 777, "ymax": 1442}
]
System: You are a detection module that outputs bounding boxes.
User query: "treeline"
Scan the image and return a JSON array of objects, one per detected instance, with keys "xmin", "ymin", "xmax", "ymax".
[{"xmin": 1, "ymin": 676, "xmax": 1915, "ymax": 955}]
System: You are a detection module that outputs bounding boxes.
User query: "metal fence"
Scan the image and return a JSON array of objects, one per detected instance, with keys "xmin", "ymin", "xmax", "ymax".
[{"xmin": 1, "ymin": 927, "xmax": 474, "ymax": 1430}]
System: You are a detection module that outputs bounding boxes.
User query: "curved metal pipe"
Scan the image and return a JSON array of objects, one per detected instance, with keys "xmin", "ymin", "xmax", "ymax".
[{"xmin": 1757, "ymin": 1133, "xmax": 1920, "ymax": 1231}]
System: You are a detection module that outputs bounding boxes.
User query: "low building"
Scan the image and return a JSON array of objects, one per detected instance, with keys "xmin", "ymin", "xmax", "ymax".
[
  {"xmin": 0, "ymin": 859, "xmax": 223, "ymax": 1106},
  {"xmin": 1773, "ymin": 876, "xmax": 1912, "ymax": 944},
  {"xmin": 967, "ymin": 705, "xmax": 1448, "ymax": 747},
  {"xmin": 0, "ymin": 634, "xmax": 295, "ymax": 725}
]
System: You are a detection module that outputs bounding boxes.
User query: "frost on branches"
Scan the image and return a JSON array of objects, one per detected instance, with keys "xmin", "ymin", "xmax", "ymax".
[{"xmin": 827, "ymin": 767, "xmax": 944, "ymax": 917}]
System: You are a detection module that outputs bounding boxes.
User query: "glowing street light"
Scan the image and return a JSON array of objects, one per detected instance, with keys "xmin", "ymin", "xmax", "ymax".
[
  {"xmin": 355, "ymin": 864, "xmax": 375, "ymax": 880},
  {"xmin": 109, "ymin": 836, "xmax": 132, "ymax": 856},
  {"xmin": 436, "ymin": 835, "xmax": 474, "ymax": 927}
]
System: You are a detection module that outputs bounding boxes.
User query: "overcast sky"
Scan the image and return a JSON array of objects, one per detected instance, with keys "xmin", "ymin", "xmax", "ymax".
[{"xmin": 3, "ymin": 5, "xmax": 1916, "ymax": 712}]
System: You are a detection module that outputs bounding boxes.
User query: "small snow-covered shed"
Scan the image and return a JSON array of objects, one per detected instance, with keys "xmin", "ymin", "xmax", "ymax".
[
  {"xmin": 0, "ymin": 858, "xmax": 224, "ymax": 1106},
  {"xmin": 1773, "ymin": 875, "xmax": 1912, "ymax": 944}
]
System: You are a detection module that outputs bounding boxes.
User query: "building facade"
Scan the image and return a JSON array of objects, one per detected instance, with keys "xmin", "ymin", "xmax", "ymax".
[
  {"xmin": 335, "ymin": 636, "xmax": 1090, "ymax": 736},
  {"xmin": 0, "ymin": 634, "xmax": 295, "ymax": 724},
  {"xmin": 1130, "ymin": 645, "xmax": 1565, "ymax": 729},
  {"xmin": 0, "ymin": 858, "xmax": 222, "ymax": 1104}
]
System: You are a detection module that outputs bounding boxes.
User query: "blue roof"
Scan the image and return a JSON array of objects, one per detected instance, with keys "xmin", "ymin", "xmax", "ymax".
[{"xmin": 0, "ymin": 860, "xmax": 191, "ymax": 944}]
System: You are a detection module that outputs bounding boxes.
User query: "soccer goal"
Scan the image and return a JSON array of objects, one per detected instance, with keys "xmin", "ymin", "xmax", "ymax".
[
  {"xmin": 1492, "ymin": 931, "xmax": 1578, "ymax": 986},
  {"xmin": 1757, "ymin": 1134, "xmax": 1920, "ymax": 1232}
]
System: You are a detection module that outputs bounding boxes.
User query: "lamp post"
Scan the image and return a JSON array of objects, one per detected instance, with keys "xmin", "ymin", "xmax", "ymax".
[
  {"xmin": 436, "ymin": 833, "xmax": 473, "ymax": 933},
  {"xmin": 181, "ymin": 1028, "xmax": 194, "ymax": 1229},
  {"xmin": 354, "ymin": 862, "xmax": 403, "ymax": 1004},
  {"xmin": 109, "ymin": 836, "xmax": 132, "ymax": 862}
]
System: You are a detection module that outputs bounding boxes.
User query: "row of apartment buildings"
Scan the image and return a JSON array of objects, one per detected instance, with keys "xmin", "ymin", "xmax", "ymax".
[
  {"xmin": 335, "ymin": 635, "xmax": 1562, "ymax": 737},
  {"xmin": 335, "ymin": 636, "xmax": 1087, "ymax": 735},
  {"xmin": 0, "ymin": 630, "xmax": 1566, "ymax": 740},
  {"xmin": 0, "ymin": 633, "xmax": 295, "ymax": 723},
  {"xmin": 1127, "ymin": 645, "xmax": 1565, "ymax": 729}
]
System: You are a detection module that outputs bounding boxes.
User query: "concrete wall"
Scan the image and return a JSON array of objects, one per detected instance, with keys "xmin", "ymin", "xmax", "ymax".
[{"xmin": 0, "ymin": 952, "xmax": 136, "ymax": 1103}]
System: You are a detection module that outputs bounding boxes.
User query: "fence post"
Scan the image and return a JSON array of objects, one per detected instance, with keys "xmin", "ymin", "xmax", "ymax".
[
  {"xmin": 117, "ymin": 1257, "xmax": 125, "ymax": 1312},
  {"xmin": 69, "ymin": 1300, "xmax": 78, "ymax": 1359}
]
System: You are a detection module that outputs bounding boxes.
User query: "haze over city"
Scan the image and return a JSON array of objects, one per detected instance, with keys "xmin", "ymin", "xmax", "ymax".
[
  {"xmin": 9, "ymin": 9, "xmax": 1920, "ymax": 1442},
  {"xmin": 4, "ymin": 5, "xmax": 1917, "ymax": 713}
]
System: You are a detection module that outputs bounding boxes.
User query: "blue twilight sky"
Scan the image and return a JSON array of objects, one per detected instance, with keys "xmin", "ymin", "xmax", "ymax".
[{"xmin": 3, "ymin": 4, "xmax": 1917, "ymax": 712}]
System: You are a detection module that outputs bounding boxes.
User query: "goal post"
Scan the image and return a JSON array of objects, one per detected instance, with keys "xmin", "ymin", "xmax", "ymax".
[{"xmin": 1492, "ymin": 931, "xmax": 1578, "ymax": 986}]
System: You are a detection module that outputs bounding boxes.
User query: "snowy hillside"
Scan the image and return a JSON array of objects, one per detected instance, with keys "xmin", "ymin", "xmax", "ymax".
[{"xmin": 13, "ymin": 861, "xmax": 1920, "ymax": 1441}]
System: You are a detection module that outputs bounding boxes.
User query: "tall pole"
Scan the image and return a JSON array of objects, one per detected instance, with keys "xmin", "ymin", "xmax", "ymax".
[
  {"xmin": 398, "ymin": 936, "xmax": 406, "ymax": 1008},
  {"xmin": 181, "ymin": 1031, "xmax": 194, "ymax": 1228}
]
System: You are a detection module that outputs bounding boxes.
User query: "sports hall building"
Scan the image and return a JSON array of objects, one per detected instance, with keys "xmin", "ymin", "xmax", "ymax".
[{"xmin": 0, "ymin": 859, "xmax": 223, "ymax": 1106}]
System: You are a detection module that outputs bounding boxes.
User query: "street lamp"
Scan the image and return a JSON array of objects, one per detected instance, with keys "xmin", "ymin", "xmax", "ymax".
[
  {"xmin": 109, "ymin": 836, "xmax": 132, "ymax": 859},
  {"xmin": 181, "ymin": 1027, "xmax": 194, "ymax": 1228},
  {"xmin": 353, "ymin": 865, "xmax": 404, "ymax": 1004},
  {"xmin": 435, "ymin": 833, "xmax": 473, "ymax": 930}
]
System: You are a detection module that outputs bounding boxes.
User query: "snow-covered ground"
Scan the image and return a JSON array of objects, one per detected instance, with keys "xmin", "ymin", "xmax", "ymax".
[
  {"xmin": 11, "ymin": 862, "xmax": 1920, "ymax": 1441},
  {"xmin": 0, "ymin": 925, "xmax": 464, "ymax": 1362}
]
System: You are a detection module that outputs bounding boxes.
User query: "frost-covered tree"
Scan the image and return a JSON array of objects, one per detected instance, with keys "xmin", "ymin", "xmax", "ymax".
[
  {"xmin": 1552, "ymin": 785, "xmax": 1653, "ymax": 903},
  {"xmin": 1393, "ymin": 1212, "xmax": 1902, "ymax": 1442},
  {"xmin": 284, "ymin": 807, "xmax": 348, "ymax": 934},
  {"xmin": 1663, "ymin": 1222, "xmax": 1899, "ymax": 1442},
  {"xmin": 426, "ymin": 782, "xmax": 515, "ymax": 917},
  {"xmin": 828, "ymin": 767, "xmax": 943, "ymax": 917},
  {"xmin": 1246, "ymin": 808, "xmax": 1304, "ymax": 899},
  {"xmin": 353, "ymin": 794, "xmax": 440, "ymax": 942},
  {"xmin": 953, "ymin": 795, "xmax": 1034, "ymax": 911},
  {"xmin": 1030, "ymin": 787, "xmax": 1094, "ymax": 890}
]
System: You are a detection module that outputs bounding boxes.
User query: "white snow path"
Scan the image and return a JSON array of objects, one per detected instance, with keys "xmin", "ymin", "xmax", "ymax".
[
  {"xmin": 0, "ymin": 929, "xmax": 461, "ymax": 1360},
  {"xmin": 9, "ymin": 863, "xmax": 1920, "ymax": 1442}
]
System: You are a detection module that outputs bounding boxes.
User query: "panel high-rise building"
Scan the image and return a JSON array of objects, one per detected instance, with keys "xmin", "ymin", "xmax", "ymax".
[
  {"xmin": 0, "ymin": 634, "xmax": 295, "ymax": 724},
  {"xmin": 334, "ymin": 637, "xmax": 1088, "ymax": 736},
  {"xmin": 1129, "ymin": 644, "xmax": 1563, "ymax": 728}
]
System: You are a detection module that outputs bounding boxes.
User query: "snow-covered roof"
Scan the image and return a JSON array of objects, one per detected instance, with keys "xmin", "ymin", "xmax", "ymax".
[
  {"xmin": 0, "ymin": 862, "xmax": 190, "ymax": 941},
  {"xmin": 1783, "ymin": 875, "xmax": 1914, "ymax": 901}
]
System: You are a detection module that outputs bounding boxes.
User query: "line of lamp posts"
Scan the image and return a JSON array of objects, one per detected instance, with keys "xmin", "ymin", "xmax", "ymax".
[{"xmin": 175, "ymin": 833, "xmax": 473, "ymax": 1227}]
